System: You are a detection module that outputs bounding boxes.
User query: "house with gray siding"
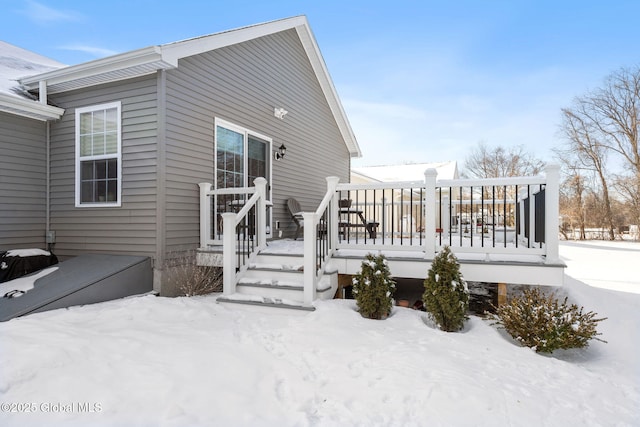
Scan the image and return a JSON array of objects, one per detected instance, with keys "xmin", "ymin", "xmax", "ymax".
[
  {"xmin": 1, "ymin": 16, "xmax": 361, "ymax": 295},
  {"xmin": 2, "ymin": 17, "xmax": 565, "ymax": 311}
]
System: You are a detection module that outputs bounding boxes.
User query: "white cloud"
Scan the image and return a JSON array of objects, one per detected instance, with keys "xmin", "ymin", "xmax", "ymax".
[
  {"xmin": 20, "ymin": 1, "xmax": 83, "ymax": 24},
  {"xmin": 59, "ymin": 44, "xmax": 119, "ymax": 58}
]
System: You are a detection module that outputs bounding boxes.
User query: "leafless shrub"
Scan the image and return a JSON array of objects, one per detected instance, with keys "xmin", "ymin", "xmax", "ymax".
[{"xmin": 165, "ymin": 251, "xmax": 222, "ymax": 296}]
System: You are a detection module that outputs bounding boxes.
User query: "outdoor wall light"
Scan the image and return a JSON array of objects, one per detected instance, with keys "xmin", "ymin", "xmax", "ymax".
[
  {"xmin": 274, "ymin": 144, "xmax": 287, "ymax": 160},
  {"xmin": 274, "ymin": 107, "xmax": 288, "ymax": 119}
]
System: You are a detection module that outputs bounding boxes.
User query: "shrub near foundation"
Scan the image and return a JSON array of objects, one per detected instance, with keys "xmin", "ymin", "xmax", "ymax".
[
  {"xmin": 352, "ymin": 253, "xmax": 396, "ymax": 319},
  {"xmin": 165, "ymin": 251, "xmax": 223, "ymax": 297},
  {"xmin": 423, "ymin": 246, "xmax": 469, "ymax": 332},
  {"xmin": 493, "ymin": 287, "xmax": 607, "ymax": 353}
]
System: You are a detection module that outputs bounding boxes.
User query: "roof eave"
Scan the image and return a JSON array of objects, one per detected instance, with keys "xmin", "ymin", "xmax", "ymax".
[
  {"xmin": 161, "ymin": 15, "xmax": 362, "ymax": 157},
  {"xmin": 16, "ymin": 16, "xmax": 362, "ymax": 156},
  {"xmin": 20, "ymin": 46, "xmax": 174, "ymax": 93},
  {"xmin": 0, "ymin": 93, "xmax": 65, "ymax": 121}
]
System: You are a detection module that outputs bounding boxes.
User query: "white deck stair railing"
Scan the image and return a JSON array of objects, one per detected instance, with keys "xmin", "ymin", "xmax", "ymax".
[
  {"xmin": 302, "ymin": 176, "xmax": 340, "ymax": 306},
  {"xmin": 199, "ymin": 178, "xmax": 268, "ymax": 296},
  {"xmin": 198, "ymin": 165, "xmax": 561, "ymax": 304}
]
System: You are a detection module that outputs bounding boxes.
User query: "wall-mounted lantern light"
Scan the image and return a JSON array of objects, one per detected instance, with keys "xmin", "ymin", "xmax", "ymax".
[{"xmin": 274, "ymin": 144, "xmax": 287, "ymax": 160}]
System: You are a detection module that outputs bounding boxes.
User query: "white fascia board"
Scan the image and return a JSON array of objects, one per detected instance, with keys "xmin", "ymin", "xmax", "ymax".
[
  {"xmin": 294, "ymin": 23, "xmax": 362, "ymax": 158},
  {"xmin": 0, "ymin": 93, "xmax": 64, "ymax": 121},
  {"xmin": 20, "ymin": 46, "xmax": 172, "ymax": 90},
  {"xmin": 160, "ymin": 16, "xmax": 308, "ymax": 65},
  {"xmin": 18, "ymin": 17, "xmax": 306, "ymax": 93},
  {"xmin": 161, "ymin": 16, "xmax": 362, "ymax": 158},
  {"xmin": 12, "ymin": 15, "xmax": 362, "ymax": 157}
]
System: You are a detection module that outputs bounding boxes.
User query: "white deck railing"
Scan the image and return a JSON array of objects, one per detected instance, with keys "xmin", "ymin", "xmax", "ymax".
[
  {"xmin": 199, "ymin": 178, "xmax": 267, "ymax": 295},
  {"xmin": 333, "ymin": 165, "xmax": 560, "ymax": 262},
  {"xmin": 198, "ymin": 165, "xmax": 560, "ymax": 301}
]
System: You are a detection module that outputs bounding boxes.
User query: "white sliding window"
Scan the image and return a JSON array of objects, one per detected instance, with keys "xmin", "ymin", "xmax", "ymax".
[{"xmin": 214, "ymin": 118, "xmax": 271, "ymax": 191}]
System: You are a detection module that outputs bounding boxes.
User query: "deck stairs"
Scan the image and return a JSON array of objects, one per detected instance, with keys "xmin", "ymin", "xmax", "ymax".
[{"xmin": 216, "ymin": 251, "xmax": 338, "ymax": 312}]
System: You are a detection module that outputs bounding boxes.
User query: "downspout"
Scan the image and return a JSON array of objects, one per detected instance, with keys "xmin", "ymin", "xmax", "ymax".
[
  {"xmin": 46, "ymin": 120, "xmax": 51, "ymax": 251},
  {"xmin": 154, "ymin": 70, "xmax": 167, "ymax": 294},
  {"xmin": 42, "ymin": 79, "xmax": 53, "ymax": 252}
]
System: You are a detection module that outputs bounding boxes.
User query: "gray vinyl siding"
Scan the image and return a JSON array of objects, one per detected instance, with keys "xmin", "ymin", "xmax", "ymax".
[
  {"xmin": 164, "ymin": 28, "xmax": 351, "ymax": 245},
  {"xmin": 47, "ymin": 76, "xmax": 159, "ymax": 259},
  {"xmin": 24, "ymin": 27, "xmax": 352, "ymax": 276},
  {"xmin": 0, "ymin": 112, "xmax": 47, "ymax": 250}
]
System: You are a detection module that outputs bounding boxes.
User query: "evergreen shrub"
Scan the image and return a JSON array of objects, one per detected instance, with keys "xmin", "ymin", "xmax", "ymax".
[
  {"xmin": 423, "ymin": 246, "xmax": 469, "ymax": 332},
  {"xmin": 493, "ymin": 287, "xmax": 606, "ymax": 353},
  {"xmin": 352, "ymin": 253, "xmax": 396, "ymax": 319}
]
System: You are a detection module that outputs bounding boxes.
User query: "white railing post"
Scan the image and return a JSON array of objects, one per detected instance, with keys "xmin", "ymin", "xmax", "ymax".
[
  {"xmin": 198, "ymin": 182, "xmax": 212, "ymax": 248},
  {"xmin": 325, "ymin": 176, "xmax": 340, "ymax": 251},
  {"xmin": 253, "ymin": 177, "xmax": 268, "ymax": 250},
  {"xmin": 302, "ymin": 212, "xmax": 318, "ymax": 306},
  {"xmin": 221, "ymin": 212, "xmax": 237, "ymax": 295},
  {"xmin": 423, "ymin": 169, "xmax": 438, "ymax": 259},
  {"xmin": 545, "ymin": 164, "xmax": 561, "ymax": 264}
]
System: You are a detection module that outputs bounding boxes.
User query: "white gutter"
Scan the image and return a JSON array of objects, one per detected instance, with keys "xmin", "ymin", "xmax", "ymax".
[
  {"xmin": 0, "ymin": 93, "xmax": 64, "ymax": 121},
  {"xmin": 20, "ymin": 46, "xmax": 172, "ymax": 91}
]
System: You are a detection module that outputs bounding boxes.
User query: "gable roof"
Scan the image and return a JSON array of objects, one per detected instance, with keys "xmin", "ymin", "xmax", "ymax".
[
  {"xmin": 19, "ymin": 16, "xmax": 361, "ymax": 156},
  {"xmin": 352, "ymin": 161, "xmax": 459, "ymax": 182},
  {"xmin": 0, "ymin": 41, "xmax": 65, "ymax": 120}
]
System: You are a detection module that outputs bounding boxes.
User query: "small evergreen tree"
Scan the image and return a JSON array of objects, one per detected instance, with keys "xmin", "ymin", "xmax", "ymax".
[
  {"xmin": 492, "ymin": 288, "xmax": 607, "ymax": 353},
  {"xmin": 352, "ymin": 253, "xmax": 396, "ymax": 319},
  {"xmin": 423, "ymin": 246, "xmax": 469, "ymax": 331}
]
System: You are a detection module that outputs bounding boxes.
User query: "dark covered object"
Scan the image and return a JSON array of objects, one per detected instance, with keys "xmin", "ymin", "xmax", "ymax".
[
  {"xmin": 0, "ymin": 254, "xmax": 152, "ymax": 322},
  {"xmin": 0, "ymin": 250, "xmax": 58, "ymax": 283}
]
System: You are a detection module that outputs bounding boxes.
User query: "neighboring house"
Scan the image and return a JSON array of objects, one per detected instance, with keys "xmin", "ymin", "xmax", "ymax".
[
  {"xmin": 349, "ymin": 162, "xmax": 459, "ymax": 234},
  {"xmin": 352, "ymin": 161, "xmax": 459, "ymax": 183},
  {"xmin": 0, "ymin": 16, "xmax": 361, "ymax": 294}
]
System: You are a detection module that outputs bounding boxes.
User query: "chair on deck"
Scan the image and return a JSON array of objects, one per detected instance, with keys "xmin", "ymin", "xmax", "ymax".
[{"xmin": 287, "ymin": 198, "xmax": 305, "ymax": 240}]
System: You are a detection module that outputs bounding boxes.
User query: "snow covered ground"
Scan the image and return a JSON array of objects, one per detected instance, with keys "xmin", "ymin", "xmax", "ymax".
[{"xmin": 0, "ymin": 241, "xmax": 638, "ymax": 426}]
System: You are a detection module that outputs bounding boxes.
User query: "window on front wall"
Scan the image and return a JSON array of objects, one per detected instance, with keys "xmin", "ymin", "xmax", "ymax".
[{"xmin": 75, "ymin": 102, "xmax": 122, "ymax": 207}]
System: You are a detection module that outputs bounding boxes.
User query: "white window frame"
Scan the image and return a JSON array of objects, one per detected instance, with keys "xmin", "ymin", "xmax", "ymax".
[
  {"xmin": 214, "ymin": 118, "xmax": 273, "ymax": 191},
  {"xmin": 214, "ymin": 118, "xmax": 273, "ymax": 237},
  {"xmin": 75, "ymin": 101, "xmax": 122, "ymax": 208}
]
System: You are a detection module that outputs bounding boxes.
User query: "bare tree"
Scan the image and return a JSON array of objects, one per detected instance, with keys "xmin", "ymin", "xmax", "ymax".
[
  {"xmin": 587, "ymin": 67, "xmax": 640, "ymax": 178},
  {"xmin": 564, "ymin": 66, "xmax": 640, "ymax": 231},
  {"xmin": 463, "ymin": 141, "xmax": 546, "ymax": 179},
  {"xmin": 559, "ymin": 171, "xmax": 587, "ymax": 240},
  {"xmin": 462, "ymin": 142, "xmax": 546, "ymax": 230},
  {"xmin": 558, "ymin": 106, "xmax": 616, "ymax": 240},
  {"xmin": 614, "ymin": 174, "xmax": 640, "ymax": 227}
]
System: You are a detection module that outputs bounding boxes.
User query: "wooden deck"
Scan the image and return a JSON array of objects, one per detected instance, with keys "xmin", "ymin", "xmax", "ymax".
[{"xmin": 198, "ymin": 167, "xmax": 564, "ymax": 307}]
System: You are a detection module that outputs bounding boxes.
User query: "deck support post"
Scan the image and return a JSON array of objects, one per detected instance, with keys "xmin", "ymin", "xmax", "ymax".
[
  {"xmin": 222, "ymin": 212, "xmax": 237, "ymax": 295},
  {"xmin": 423, "ymin": 168, "xmax": 438, "ymax": 259},
  {"xmin": 198, "ymin": 182, "xmax": 212, "ymax": 248},
  {"xmin": 497, "ymin": 282, "xmax": 507, "ymax": 306}
]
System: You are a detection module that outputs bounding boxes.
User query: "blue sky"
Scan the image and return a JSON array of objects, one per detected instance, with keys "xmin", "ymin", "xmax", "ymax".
[{"xmin": 3, "ymin": 0, "xmax": 639, "ymax": 168}]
